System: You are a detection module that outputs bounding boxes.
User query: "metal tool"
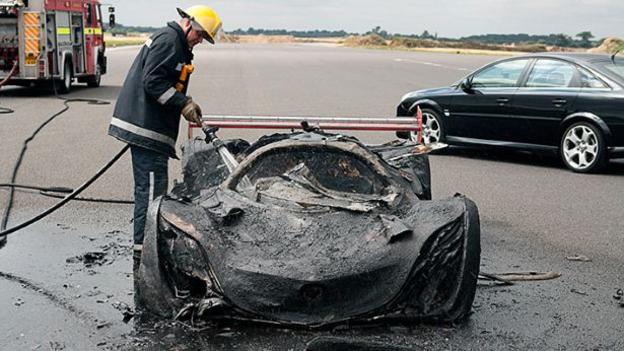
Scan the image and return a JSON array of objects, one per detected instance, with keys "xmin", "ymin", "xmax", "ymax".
[
  {"xmin": 176, "ymin": 64, "xmax": 194, "ymax": 92},
  {"xmin": 202, "ymin": 125, "xmax": 253, "ymax": 189}
]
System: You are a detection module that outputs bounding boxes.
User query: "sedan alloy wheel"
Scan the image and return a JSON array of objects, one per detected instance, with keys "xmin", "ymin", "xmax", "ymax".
[
  {"xmin": 561, "ymin": 122, "xmax": 606, "ymax": 173},
  {"xmin": 411, "ymin": 110, "xmax": 443, "ymax": 144}
]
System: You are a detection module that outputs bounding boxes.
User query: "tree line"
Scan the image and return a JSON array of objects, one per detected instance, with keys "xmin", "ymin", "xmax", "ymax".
[
  {"xmin": 228, "ymin": 28, "xmax": 355, "ymax": 38},
  {"xmin": 230, "ymin": 27, "xmax": 600, "ymax": 48},
  {"xmin": 460, "ymin": 32, "xmax": 597, "ymax": 48},
  {"xmin": 106, "ymin": 24, "xmax": 601, "ymax": 48}
]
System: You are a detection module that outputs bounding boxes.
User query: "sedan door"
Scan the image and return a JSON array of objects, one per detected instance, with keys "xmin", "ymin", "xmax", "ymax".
[
  {"xmin": 448, "ymin": 58, "xmax": 531, "ymax": 142},
  {"xmin": 510, "ymin": 59, "xmax": 581, "ymax": 147}
]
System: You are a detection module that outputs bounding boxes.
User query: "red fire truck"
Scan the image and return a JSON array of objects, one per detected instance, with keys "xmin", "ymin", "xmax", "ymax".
[{"xmin": 0, "ymin": 0, "xmax": 110, "ymax": 92}]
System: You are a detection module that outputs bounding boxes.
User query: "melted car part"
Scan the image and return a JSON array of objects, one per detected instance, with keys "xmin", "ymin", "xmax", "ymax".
[
  {"xmin": 137, "ymin": 132, "xmax": 480, "ymax": 327},
  {"xmin": 254, "ymin": 162, "xmax": 397, "ymax": 212}
]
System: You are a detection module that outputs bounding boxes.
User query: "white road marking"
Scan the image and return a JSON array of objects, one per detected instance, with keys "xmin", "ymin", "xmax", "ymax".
[{"xmin": 394, "ymin": 57, "xmax": 470, "ymax": 71}]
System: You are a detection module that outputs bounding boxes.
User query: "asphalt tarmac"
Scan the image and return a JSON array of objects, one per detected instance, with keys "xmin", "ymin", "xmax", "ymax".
[{"xmin": 0, "ymin": 43, "xmax": 623, "ymax": 350}]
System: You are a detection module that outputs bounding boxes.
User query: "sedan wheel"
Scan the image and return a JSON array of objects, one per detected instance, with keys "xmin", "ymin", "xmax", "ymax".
[
  {"xmin": 561, "ymin": 122, "xmax": 606, "ymax": 173},
  {"xmin": 410, "ymin": 109, "xmax": 443, "ymax": 144}
]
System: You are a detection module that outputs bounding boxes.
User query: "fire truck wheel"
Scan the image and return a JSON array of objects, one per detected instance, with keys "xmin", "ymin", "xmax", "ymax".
[
  {"xmin": 56, "ymin": 60, "xmax": 73, "ymax": 94},
  {"xmin": 87, "ymin": 63, "xmax": 102, "ymax": 88}
]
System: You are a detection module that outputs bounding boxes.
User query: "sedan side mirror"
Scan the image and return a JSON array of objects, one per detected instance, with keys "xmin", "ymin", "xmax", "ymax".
[{"xmin": 460, "ymin": 77, "xmax": 474, "ymax": 92}]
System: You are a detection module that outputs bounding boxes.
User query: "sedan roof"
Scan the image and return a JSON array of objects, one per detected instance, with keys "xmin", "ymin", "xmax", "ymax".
[{"xmin": 519, "ymin": 52, "xmax": 616, "ymax": 63}]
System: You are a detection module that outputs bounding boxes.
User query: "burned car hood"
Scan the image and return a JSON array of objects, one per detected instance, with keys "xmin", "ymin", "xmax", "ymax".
[{"xmin": 159, "ymin": 189, "xmax": 466, "ymax": 325}]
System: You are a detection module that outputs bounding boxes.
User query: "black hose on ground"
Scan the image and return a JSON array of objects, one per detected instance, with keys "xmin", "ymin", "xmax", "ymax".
[
  {"xmin": 0, "ymin": 80, "xmax": 113, "ymax": 245},
  {"xmin": 0, "ymin": 183, "xmax": 133, "ymax": 204},
  {"xmin": 38, "ymin": 190, "xmax": 133, "ymax": 204},
  {"xmin": 0, "ymin": 145, "xmax": 130, "ymax": 239},
  {"xmin": 0, "ymin": 100, "xmax": 71, "ymax": 232},
  {"xmin": 0, "ymin": 183, "xmax": 73, "ymax": 193},
  {"xmin": 1, "ymin": 97, "xmax": 107, "ymax": 232}
]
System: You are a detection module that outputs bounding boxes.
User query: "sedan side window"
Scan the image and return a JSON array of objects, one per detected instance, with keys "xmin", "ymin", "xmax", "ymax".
[
  {"xmin": 472, "ymin": 59, "xmax": 528, "ymax": 88},
  {"xmin": 525, "ymin": 59, "xmax": 576, "ymax": 88},
  {"xmin": 578, "ymin": 67, "xmax": 608, "ymax": 89}
]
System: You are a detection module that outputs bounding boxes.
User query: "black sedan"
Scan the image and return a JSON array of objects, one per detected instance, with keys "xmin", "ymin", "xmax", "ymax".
[{"xmin": 396, "ymin": 53, "xmax": 624, "ymax": 173}]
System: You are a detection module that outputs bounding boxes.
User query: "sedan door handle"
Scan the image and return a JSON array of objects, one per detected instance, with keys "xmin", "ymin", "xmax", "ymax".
[
  {"xmin": 496, "ymin": 97, "xmax": 509, "ymax": 105},
  {"xmin": 552, "ymin": 98, "xmax": 567, "ymax": 106}
]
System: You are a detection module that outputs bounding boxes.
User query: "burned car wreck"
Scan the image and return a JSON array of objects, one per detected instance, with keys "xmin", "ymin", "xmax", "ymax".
[{"xmin": 136, "ymin": 131, "xmax": 481, "ymax": 327}]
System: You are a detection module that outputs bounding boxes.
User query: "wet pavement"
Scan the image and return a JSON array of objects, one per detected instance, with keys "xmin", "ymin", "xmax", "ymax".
[{"xmin": 2, "ymin": 208, "xmax": 623, "ymax": 350}]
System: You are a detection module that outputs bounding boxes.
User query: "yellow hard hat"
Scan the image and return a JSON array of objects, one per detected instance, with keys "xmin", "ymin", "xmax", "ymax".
[{"xmin": 177, "ymin": 5, "xmax": 222, "ymax": 44}]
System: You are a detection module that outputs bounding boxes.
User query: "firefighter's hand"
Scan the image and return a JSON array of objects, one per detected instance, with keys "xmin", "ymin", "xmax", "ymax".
[{"xmin": 181, "ymin": 96, "xmax": 203, "ymax": 126}]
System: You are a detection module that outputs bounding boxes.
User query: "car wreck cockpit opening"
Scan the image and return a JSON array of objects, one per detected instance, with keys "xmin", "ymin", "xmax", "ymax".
[{"xmin": 220, "ymin": 141, "xmax": 402, "ymax": 211}]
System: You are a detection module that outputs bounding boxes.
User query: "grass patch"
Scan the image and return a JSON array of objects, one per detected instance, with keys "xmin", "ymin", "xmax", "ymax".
[
  {"xmin": 105, "ymin": 34, "xmax": 148, "ymax": 47},
  {"xmin": 342, "ymin": 35, "xmax": 546, "ymax": 56}
]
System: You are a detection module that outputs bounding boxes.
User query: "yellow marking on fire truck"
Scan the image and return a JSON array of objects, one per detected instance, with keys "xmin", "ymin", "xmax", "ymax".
[
  {"xmin": 23, "ymin": 12, "xmax": 40, "ymax": 65},
  {"xmin": 57, "ymin": 27, "xmax": 71, "ymax": 35},
  {"xmin": 84, "ymin": 27, "xmax": 103, "ymax": 35},
  {"xmin": 25, "ymin": 54, "xmax": 37, "ymax": 65},
  {"xmin": 23, "ymin": 12, "xmax": 39, "ymax": 25}
]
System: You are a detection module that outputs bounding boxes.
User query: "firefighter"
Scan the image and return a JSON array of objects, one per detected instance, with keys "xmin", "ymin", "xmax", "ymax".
[{"xmin": 108, "ymin": 6, "xmax": 222, "ymax": 265}]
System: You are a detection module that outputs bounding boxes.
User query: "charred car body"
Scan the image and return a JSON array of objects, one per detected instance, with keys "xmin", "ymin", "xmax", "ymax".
[{"xmin": 136, "ymin": 131, "xmax": 481, "ymax": 327}]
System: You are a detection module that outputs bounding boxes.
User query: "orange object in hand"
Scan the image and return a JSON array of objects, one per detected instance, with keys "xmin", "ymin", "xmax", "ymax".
[{"xmin": 176, "ymin": 64, "xmax": 194, "ymax": 92}]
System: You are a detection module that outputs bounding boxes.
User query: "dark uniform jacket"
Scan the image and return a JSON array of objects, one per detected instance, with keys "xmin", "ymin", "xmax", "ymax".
[{"xmin": 109, "ymin": 22, "xmax": 194, "ymax": 158}]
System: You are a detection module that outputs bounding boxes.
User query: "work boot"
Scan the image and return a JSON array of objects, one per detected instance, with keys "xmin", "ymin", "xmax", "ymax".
[
  {"xmin": 133, "ymin": 244, "xmax": 145, "ymax": 325},
  {"xmin": 133, "ymin": 244, "xmax": 142, "ymax": 274}
]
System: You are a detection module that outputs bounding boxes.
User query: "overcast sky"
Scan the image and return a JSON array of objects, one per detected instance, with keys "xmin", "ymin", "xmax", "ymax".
[{"xmin": 105, "ymin": 0, "xmax": 624, "ymax": 39}]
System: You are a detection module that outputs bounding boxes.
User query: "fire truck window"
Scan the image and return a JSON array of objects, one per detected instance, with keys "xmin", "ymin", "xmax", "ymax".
[
  {"xmin": 96, "ymin": 4, "xmax": 102, "ymax": 26},
  {"xmin": 86, "ymin": 4, "xmax": 93, "ymax": 26}
]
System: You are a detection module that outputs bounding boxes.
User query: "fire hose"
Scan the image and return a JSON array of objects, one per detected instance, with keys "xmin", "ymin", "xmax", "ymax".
[
  {"xmin": 0, "ymin": 69, "xmax": 112, "ymax": 244},
  {"xmin": 0, "ymin": 61, "xmax": 18, "ymax": 87},
  {"xmin": 0, "ymin": 145, "xmax": 130, "ymax": 238},
  {"xmin": 0, "ymin": 61, "xmax": 18, "ymax": 114}
]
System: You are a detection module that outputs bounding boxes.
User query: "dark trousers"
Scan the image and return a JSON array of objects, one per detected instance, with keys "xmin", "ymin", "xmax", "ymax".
[{"xmin": 131, "ymin": 145, "xmax": 168, "ymax": 246}]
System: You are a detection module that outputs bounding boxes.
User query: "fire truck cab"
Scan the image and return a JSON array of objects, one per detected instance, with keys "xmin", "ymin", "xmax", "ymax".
[{"xmin": 0, "ymin": 0, "xmax": 108, "ymax": 93}]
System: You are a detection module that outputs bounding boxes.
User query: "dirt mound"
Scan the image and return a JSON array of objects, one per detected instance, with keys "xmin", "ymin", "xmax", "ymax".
[
  {"xmin": 220, "ymin": 33, "xmax": 239, "ymax": 43},
  {"xmin": 343, "ymin": 34, "xmax": 387, "ymax": 47},
  {"xmin": 390, "ymin": 38, "xmax": 437, "ymax": 48},
  {"xmin": 589, "ymin": 37, "xmax": 624, "ymax": 53},
  {"xmin": 234, "ymin": 35, "xmax": 296, "ymax": 44}
]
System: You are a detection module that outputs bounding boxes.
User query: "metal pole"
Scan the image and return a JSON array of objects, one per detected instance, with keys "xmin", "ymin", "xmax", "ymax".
[
  {"xmin": 201, "ymin": 115, "xmax": 419, "ymax": 124},
  {"xmin": 416, "ymin": 106, "xmax": 423, "ymax": 143},
  {"xmin": 190, "ymin": 115, "xmax": 422, "ymax": 132},
  {"xmin": 196, "ymin": 121, "xmax": 421, "ymax": 131}
]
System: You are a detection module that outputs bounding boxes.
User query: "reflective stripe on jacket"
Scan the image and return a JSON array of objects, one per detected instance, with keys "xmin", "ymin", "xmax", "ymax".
[{"xmin": 109, "ymin": 22, "xmax": 194, "ymax": 158}]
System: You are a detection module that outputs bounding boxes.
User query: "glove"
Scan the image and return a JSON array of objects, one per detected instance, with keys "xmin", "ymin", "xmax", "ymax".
[{"xmin": 181, "ymin": 96, "xmax": 203, "ymax": 126}]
